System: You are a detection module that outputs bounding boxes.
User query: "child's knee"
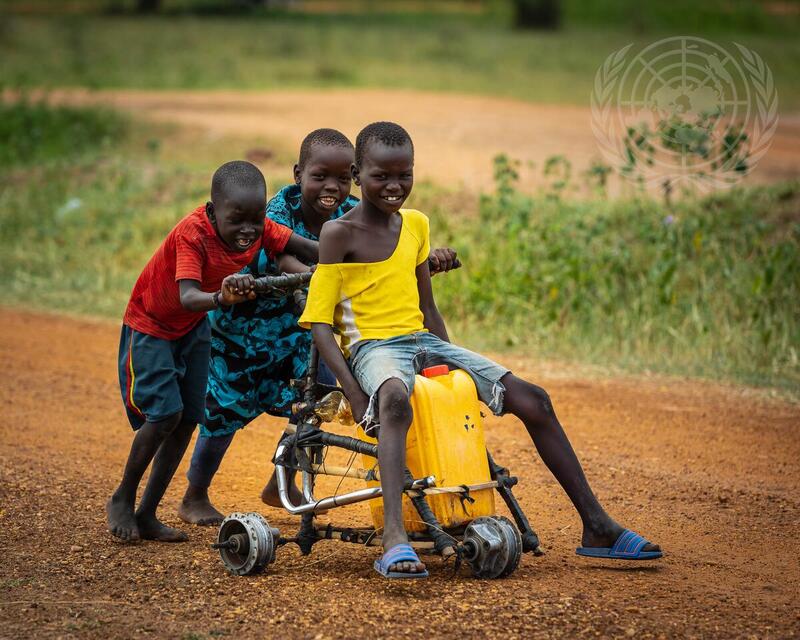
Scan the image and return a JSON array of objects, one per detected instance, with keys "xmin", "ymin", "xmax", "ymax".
[
  {"xmin": 176, "ymin": 419, "xmax": 198, "ymax": 437},
  {"xmin": 529, "ymin": 383, "xmax": 554, "ymax": 416},
  {"xmin": 378, "ymin": 381, "xmax": 412, "ymax": 427},
  {"xmin": 505, "ymin": 376, "xmax": 555, "ymax": 422},
  {"xmin": 151, "ymin": 410, "xmax": 184, "ymax": 436}
]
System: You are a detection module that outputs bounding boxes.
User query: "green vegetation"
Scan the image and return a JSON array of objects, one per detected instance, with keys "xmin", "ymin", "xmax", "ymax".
[
  {"xmin": 0, "ymin": 101, "xmax": 281, "ymax": 318},
  {"xmin": 0, "ymin": 101, "xmax": 291, "ymax": 317},
  {"xmin": 10, "ymin": 0, "xmax": 799, "ymax": 34},
  {"xmin": 560, "ymin": 0, "xmax": 799, "ymax": 34},
  {"xmin": 1, "ymin": 11, "xmax": 799, "ymax": 109},
  {"xmin": 1, "ymin": 158, "xmax": 196, "ymax": 317},
  {"xmin": 1, "ymin": 101, "xmax": 797, "ymax": 390},
  {"xmin": 428, "ymin": 156, "xmax": 800, "ymax": 390},
  {"xmin": 0, "ymin": 98, "xmax": 126, "ymax": 169}
]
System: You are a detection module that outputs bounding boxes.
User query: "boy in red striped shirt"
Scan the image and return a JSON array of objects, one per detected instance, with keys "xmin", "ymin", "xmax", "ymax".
[{"xmin": 108, "ymin": 160, "xmax": 315, "ymax": 543}]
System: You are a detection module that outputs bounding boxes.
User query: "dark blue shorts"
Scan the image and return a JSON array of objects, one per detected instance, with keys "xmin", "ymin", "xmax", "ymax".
[{"xmin": 118, "ymin": 320, "xmax": 211, "ymax": 430}]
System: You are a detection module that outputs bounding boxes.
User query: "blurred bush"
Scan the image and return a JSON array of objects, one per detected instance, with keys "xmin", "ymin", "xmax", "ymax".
[
  {"xmin": 0, "ymin": 98, "xmax": 127, "ymax": 169},
  {"xmin": 512, "ymin": 0, "xmax": 561, "ymax": 29},
  {"xmin": 0, "ymin": 100, "xmax": 797, "ymax": 390},
  {"xmin": 431, "ymin": 155, "xmax": 800, "ymax": 389}
]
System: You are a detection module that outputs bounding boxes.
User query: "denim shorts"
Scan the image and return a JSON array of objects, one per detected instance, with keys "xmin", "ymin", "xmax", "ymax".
[{"xmin": 348, "ymin": 332, "xmax": 510, "ymax": 426}]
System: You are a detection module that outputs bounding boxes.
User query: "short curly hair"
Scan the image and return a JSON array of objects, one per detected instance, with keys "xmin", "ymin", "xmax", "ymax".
[
  {"xmin": 297, "ymin": 128, "xmax": 354, "ymax": 170},
  {"xmin": 354, "ymin": 121, "xmax": 414, "ymax": 167},
  {"xmin": 211, "ymin": 160, "xmax": 265, "ymax": 202}
]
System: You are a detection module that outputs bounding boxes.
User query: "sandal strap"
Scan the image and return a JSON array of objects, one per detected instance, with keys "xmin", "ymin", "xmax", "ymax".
[
  {"xmin": 379, "ymin": 543, "xmax": 420, "ymax": 566},
  {"xmin": 610, "ymin": 530, "xmax": 649, "ymax": 557}
]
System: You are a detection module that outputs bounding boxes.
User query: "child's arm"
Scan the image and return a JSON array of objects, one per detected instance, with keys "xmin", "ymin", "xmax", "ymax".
[
  {"xmin": 276, "ymin": 253, "xmax": 311, "ymax": 274},
  {"xmin": 307, "ymin": 220, "xmax": 369, "ymax": 421},
  {"xmin": 417, "ymin": 261, "xmax": 449, "ymax": 342},
  {"xmin": 284, "ymin": 233, "xmax": 319, "ymax": 264},
  {"xmin": 311, "ymin": 322, "xmax": 369, "ymax": 422},
  {"xmin": 263, "ymin": 218, "xmax": 317, "ymax": 264},
  {"xmin": 178, "ymin": 274, "xmax": 256, "ymax": 312}
]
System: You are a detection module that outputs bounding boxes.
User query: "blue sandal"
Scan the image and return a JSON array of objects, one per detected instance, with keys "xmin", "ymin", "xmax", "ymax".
[
  {"xmin": 374, "ymin": 543, "xmax": 429, "ymax": 579},
  {"xmin": 576, "ymin": 529, "xmax": 662, "ymax": 560}
]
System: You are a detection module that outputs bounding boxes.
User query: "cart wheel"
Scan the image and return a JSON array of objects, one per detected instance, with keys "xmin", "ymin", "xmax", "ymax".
[
  {"xmin": 492, "ymin": 516, "xmax": 523, "ymax": 577},
  {"xmin": 462, "ymin": 515, "xmax": 523, "ymax": 579},
  {"xmin": 214, "ymin": 512, "xmax": 279, "ymax": 576}
]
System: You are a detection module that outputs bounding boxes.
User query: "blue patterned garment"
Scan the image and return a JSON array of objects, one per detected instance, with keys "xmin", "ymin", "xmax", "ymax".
[{"xmin": 201, "ymin": 184, "xmax": 358, "ymax": 437}]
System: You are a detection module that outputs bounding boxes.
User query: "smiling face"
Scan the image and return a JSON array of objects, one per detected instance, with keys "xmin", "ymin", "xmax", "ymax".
[
  {"xmin": 209, "ymin": 184, "xmax": 266, "ymax": 252},
  {"xmin": 295, "ymin": 144, "xmax": 354, "ymax": 219},
  {"xmin": 353, "ymin": 141, "xmax": 414, "ymax": 215}
]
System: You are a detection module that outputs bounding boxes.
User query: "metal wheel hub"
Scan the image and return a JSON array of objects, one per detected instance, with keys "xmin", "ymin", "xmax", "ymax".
[
  {"xmin": 462, "ymin": 515, "xmax": 522, "ymax": 579},
  {"xmin": 215, "ymin": 512, "xmax": 279, "ymax": 576}
]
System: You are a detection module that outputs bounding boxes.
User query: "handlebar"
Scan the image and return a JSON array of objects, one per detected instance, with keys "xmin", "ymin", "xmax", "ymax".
[
  {"xmin": 253, "ymin": 271, "xmax": 313, "ymax": 294},
  {"xmin": 252, "ymin": 257, "xmax": 461, "ymax": 298}
]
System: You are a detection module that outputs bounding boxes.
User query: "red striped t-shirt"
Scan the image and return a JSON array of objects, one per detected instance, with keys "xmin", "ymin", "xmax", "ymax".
[{"xmin": 123, "ymin": 205, "xmax": 292, "ymax": 340}]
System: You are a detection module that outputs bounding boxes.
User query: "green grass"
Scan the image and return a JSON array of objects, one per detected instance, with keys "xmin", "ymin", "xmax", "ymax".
[
  {"xmin": 561, "ymin": 0, "xmax": 800, "ymax": 34},
  {"xmin": 0, "ymin": 101, "xmax": 294, "ymax": 318},
  {"xmin": 425, "ymin": 161, "xmax": 800, "ymax": 391},
  {"xmin": 1, "ymin": 13, "xmax": 799, "ymax": 109},
  {"xmin": 1, "ymin": 101, "xmax": 797, "ymax": 392},
  {"xmin": 0, "ymin": 98, "xmax": 127, "ymax": 169},
  {"xmin": 1, "ymin": 158, "xmax": 199, "ymax": 317}
]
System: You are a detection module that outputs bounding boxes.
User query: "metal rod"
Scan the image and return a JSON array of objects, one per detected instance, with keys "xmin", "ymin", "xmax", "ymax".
[
  {"xmin": 304, "ymin": 344, "xmax": 319, "ymax": 405},
  {"xmin": 405, "ymin": 481, "xmax": 498, "ymax": 497},
  {"xmin": 405, "ymin": 468, "xmax": 458, "ymax": 558},
  {"xmin": 310, "ymin": 463, "xmax": 377, "ymax": 481},
  {"xmin": 274, "ymin": 445, "xmax": 435, "ymax": 515},
  {"xmin": 487, "ymin": 450, "xmax": 543, "ymax": 555},
  {"xmin": 301, "ymin": 453, "xmax": 315, "ymax": 504},
  {"xmin": 313, "ymin": 528, "xmax": 436, "ymax": 550}
]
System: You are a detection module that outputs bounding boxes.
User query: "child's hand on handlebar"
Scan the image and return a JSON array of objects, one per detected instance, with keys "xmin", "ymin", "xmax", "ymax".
[
  {"xmin": 220, "ymin": 273, "xmax": 257, "ymax": 305},
  {"xmin": 429, "ymin": 247, "xmax": 459, "ymax": 274}
]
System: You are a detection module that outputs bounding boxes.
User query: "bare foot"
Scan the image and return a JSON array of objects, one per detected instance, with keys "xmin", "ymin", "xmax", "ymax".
[
  {"xmin": 260, "ymin": 473, "xmax": 304, "ymax": 508},
  {"xmin": 135, "ymin": 513, "xmax": 188, "ymax": 542},
  {"xmin": 261, "ymin": 470, "xmax": 328, "ymax": 514},
  {"xmin": 106, "ymin": 495, "xmax": 139, "ymax": 542},
  {"xmin": 178, "ymin": 489, "xmax": 224, "ymax": 526}
]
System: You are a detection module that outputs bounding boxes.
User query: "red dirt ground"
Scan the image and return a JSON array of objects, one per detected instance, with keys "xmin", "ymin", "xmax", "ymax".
[{"xmin": 0, "ymin": 308, "xmax": 798, "ymax": 638}]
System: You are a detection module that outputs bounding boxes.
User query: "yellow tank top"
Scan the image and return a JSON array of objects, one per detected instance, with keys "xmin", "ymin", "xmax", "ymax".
[{"xmin": 298, "ymin": 209, "xmax": 431, "ymax": 358}]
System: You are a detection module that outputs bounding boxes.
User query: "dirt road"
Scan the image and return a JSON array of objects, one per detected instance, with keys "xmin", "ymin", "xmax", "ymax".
[
  {"xmin": 49, "ymin": 89, "xmax": 800, "ymax": 192},
  {"xmin": 0, "ymin": 308, "xmax": 798, "ymax": 638}
]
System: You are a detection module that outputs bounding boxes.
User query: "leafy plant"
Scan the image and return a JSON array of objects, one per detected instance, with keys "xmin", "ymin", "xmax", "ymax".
[
  {"xmin": 431, "ymin": 155, "xmax": 799, "ymax": 390},
  {"xmin": 620, "ymin": 112, "xmax": 752, "ymax": 202}
]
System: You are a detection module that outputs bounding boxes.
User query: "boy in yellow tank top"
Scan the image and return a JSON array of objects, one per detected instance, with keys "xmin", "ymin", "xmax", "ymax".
[{"xmin": 300, "ymin": 122, "xmax": 662, "ymax": 578}]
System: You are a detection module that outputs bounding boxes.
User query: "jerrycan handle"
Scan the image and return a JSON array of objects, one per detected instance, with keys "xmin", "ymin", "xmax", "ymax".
[{"xmin": 421, "ymin": 365, "xmax": 449, "ymax": 378}]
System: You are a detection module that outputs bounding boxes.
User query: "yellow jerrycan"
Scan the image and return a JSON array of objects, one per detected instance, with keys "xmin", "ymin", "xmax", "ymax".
[{"xmin": 359, "ymin": 366, "xmax": 496, "ymax": 533}]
